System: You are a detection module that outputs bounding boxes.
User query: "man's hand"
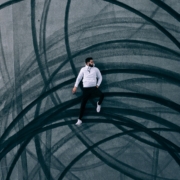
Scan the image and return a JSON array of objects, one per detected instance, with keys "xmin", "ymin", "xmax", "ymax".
[
  {"xmin": 96, "ymin": 85, "xmax": 99, "ymax": 88},
  {"xmin": 72, "ymin": 87, "xmax": 77, "ymax": 94}
]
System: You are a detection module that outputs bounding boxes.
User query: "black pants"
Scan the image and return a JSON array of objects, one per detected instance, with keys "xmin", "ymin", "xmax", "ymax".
[{"xmin": 79, "ymin": 87, "xmax": 104, "ymax": 120}]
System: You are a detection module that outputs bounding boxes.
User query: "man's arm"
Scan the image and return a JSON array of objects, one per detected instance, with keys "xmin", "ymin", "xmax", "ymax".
[
  {"xmin": 72, "ymin": 69, "xmax": 83, "ymax": 93},
  {"xmin": 96, "ymin": 68, "xmax": 102, "ymax": 88}
]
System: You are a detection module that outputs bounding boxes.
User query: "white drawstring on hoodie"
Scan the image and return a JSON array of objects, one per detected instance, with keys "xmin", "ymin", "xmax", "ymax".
[{"xmin": 74, "ymin": 64, "xmax": 102, "ymax": 88}]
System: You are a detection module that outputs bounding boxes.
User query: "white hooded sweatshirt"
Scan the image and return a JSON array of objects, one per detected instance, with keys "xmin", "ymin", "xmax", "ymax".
[{"xmin": 74, "ymin": 65, "xmax": 102, "ymax": 88}]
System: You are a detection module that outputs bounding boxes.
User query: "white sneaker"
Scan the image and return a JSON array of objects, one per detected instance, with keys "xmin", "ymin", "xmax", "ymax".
[
  {"xmin": 75, "ymin": 119, "xmax": 82, "ymax": 125},
  {"xmin": 96, "ymin": 102, "xmax": 101, "ymax": 113}
]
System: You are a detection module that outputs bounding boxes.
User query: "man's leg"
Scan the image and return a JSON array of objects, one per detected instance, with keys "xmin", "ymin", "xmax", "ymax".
[
  {"xmin": 79, "ymin": 94, "xmax": 90, "ymax": 120},
  {"xmin": 97, "ymin": 89, "xmax": 104, "ymax": 105},
  {"xmin": 76, "ymin": 88, "xmax": 91, "ymax": 125},
  {"xmin": 92, "ymin": 87, "xmax": 104, "ymax": 112}
]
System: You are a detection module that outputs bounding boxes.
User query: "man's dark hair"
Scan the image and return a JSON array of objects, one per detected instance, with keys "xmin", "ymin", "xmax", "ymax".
[{"xmin": 85, "ymin": 57, "xmax": 93, "ymax": 64}]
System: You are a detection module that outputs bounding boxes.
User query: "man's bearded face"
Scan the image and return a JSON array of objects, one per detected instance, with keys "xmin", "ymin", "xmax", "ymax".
[{"xmin": 89, "ymin": 60, "xmax": 94, "ymax": 67}]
